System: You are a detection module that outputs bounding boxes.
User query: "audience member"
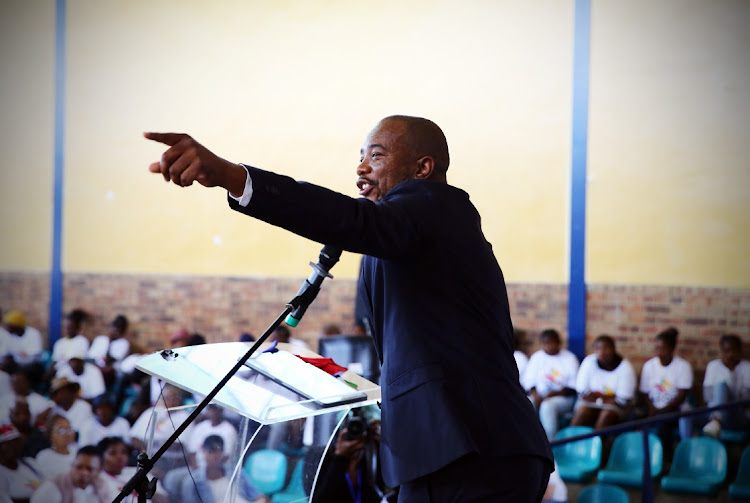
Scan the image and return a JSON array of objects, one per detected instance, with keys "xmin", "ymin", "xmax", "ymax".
[
  {"xmin": 87, "ymin": 314, "xmax": 131, "ymax": 368},
  {"xmin": 320, "ymin": 323, "xmax": 342, "ymax": 337},
  {"xmin": 170, "ymin": 328, "xmax": 191, "ymax": 348},
  {"xmin": 130, "ymin": 384, "xmax": 192, "ymax": 476},
  {"xmin": 9, "ymin": 397, "xmax": 48, "ymax": 458},
  {"xmin": 513, "ymin": 328, "xmax": 529, "ymax": 378},
  {"xmin": 312, "ymin": 415, "xmax": 397, "ymax": 503},
  {"xmin": 31, "ymin": 445, "xmax": 108, "ymax": 503},
  {"xmin": 35, "ymin": 414, "xmax": 77, "ymax": 479},
  {"xmin": 51, "ymin": 309, "xmax": 91, "ymax": 368},
  {"xmin": 522, "ymin": 329, "xmax": 579, "ymax": 440},
  {"xmin": 1, "ymin": 310, "xmax": 43, "ymax": 369},
  {"xmin": 8, "ymin": 370, "xmax": 52, "ymax": 427},
  {"xmin": 571, "ymin": 335, "xmax": 636, "ymax": 429},
  {"xmin": 45, "ymin": 377, "xmax": 94, "ymax": 435},
  {"xmin": 97, "ymin": 436, "xmax": 168, "ymax": 503},
  {"xmin": 0, "ymin": 424, "xmax": 45, "ymax": 502},
  {"xmin": 271, "ymin": 325, "xmax": 309, "ymax": 350},
  {"xmin": 702, "ymin": 334, "xmax": 750, "ymax": 438},
  {"xmin": 180, "ymin": 435, "xmax": 263, "ymax": 503},
  {"xmin": 541, "ymin": 462, "xmax": 567, "ymax": 503},
  {"xmin": 638, "ymin": 327, "xmax": 693, "ymax": 451},
  {"xmin": 54, "ymin": 352, "xmax": 106, "ymax": 401},
  {"xmin": 78, "ymin": 395, "xmax": 131, "ymax": 447},
  {"xmin": 186, "ymin": 403, "xmax": 238, "ymax": 469}
]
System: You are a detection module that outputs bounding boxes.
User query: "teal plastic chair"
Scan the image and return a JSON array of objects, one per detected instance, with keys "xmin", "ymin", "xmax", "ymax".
[
  {"xmin": 244, "ymin": 449, "xmax": 288, "ymax": 495},
  {"xmin": 721, "ymin": 428, "xmax": 749, "ymax": 444},
  {"xmin": 272, "ymin": 459, "xmax": 307, "ymax": 503},
  {"xmin": 598, "ymin": 431, "xmax": 663, "ymax": 487},
  {"xmin": 552, "ymin": 426, "xmax": 602, "ymax": 483},
  {"xmin": 661, "ymin": 437, "xmax": 727, "ymax": 496},
  {"xmin": 729, "ymin": 446, "xmax": 750, "ymax": 500},
  {"xmin": 576, "ymin": 483, "xmax": 629, "ymax": 503}
]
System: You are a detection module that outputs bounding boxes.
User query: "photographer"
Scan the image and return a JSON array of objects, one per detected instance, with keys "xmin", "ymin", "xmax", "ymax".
[{"xmin": 312, "ymin": 413, "xmax": 397, "ymax": 503}]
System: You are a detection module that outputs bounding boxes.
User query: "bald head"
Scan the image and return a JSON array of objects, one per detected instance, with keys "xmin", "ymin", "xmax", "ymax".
[{"xmin": 378, "ymin": 116, "xmax": 450, "ymax": 177}]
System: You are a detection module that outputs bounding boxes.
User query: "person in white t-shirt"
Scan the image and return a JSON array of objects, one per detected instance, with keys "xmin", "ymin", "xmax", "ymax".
[
  {"xmin": 78, "ymin": 395, "xmax": 131, "ymax": 447},
  {"xmin": 45, "ymin": 377, "xmax": 95, "ymax": 436},
  {"xmin": 97, "ymin": 436, "xmax": 168, "ymax": 503},
  {"xmin": 639, "ymin": 327, "xmax": 693, "ymax": 454},
  {"xmin": 571, "ymin": 335, "xmax": 636, "ymax": 429},
  {"xmin": 522, "ymin": 329, "xmax": 579, "ymax": 439},
  {"xmin": 35, "ymin": 414, "xmax": 78, "ymax": 479},
  {"xmin": 1, "ymin": 310, "xmax": 44, "ymax": 367},
  {"xmin": 87, "ymin": 314, "xmax": 131, "ymax": 368},
  {"xmin": 187, "ymin": 403, "xmax": 239, "ymax": 470},
  {"xmin": 0, "ymin": 424, "xmax": 45, "ymax": 502},
  {"xmin": 55, "ymin": 354, "xmax": 106, "ymax": 401},
  {"xmin": 8, "ymin": 369, "xmax": 52, "ymax": 427},
  {"xmin": 51, "ymin": 309, "xmax": 91, "ymax": 368},
  {"xmin": 31, "ymin": 445, "xmax": 109, "ymax": 503},
  {"xmin": 702, "ymin": 334, "xmax": 750, "ymax": 438}
]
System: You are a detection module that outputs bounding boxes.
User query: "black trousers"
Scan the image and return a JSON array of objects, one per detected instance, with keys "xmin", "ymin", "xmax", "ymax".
[{"xmin": 398, "ymin": 453, "xmax": 551, "ymax": 503}]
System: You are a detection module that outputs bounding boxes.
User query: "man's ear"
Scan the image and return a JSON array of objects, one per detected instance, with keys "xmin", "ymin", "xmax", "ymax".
[{"xmin": 415, "ymin": 156, "xmax": 435, "ymax": 180}]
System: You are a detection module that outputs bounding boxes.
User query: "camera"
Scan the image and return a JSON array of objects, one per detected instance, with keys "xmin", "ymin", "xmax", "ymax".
[{"xmin": 343, "ymin": 415, "xmax": 368, "ymax": 440}]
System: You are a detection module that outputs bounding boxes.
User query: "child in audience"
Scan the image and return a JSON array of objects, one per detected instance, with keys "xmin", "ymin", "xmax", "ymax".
[
  {"xmin": 522, "ymin": 329, "xmax": 579, "ymax": 439},
  {"xmin": 78, "ymin": 395, "xmax": 131, "ymax": 447},
  {"xmin": 638, "ymin": 327, "xmax": 693, "ymax": 450},
  {"xmin": 571, "ymin": 335, "xmax": 636, "ymax": 429},
  {"xmin": 35, "ymin": 414, "xmax": 78, "ymax": 479}
]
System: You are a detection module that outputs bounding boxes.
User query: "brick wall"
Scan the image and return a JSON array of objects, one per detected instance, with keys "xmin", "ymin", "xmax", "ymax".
[{"xmin": 1, "ymin": 271, "xmax": 748, "ymax": 371}]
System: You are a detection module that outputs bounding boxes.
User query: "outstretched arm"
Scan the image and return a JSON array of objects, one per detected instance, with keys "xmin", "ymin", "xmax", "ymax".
[{"xmin": 144, "ymin": 132, "xmax": 247, "ymax": 197}]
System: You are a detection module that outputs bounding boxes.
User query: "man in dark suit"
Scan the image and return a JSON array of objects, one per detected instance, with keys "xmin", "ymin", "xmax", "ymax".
[{"xmin": 146, "ymin": 115, "xmax": 553, "ymax": 502}]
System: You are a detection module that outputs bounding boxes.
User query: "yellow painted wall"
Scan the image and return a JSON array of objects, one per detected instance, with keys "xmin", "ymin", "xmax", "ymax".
[
  {"xmin": 1, "ymin": 1, "xmax": 748, "ymax": 288},
  {"xmin": 0, "ymin": 1, "xmax": 55, "ymax": 272},
  {"xmin": 587, "ymin": 1, "xmax": 750, "ymax": 287}
]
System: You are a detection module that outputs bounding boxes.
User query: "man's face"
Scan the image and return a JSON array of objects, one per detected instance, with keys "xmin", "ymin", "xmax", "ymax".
[
  {"xmin": 11, "ymin": 373, "xmax": 30, "ymax": 395},
  {"xmin": 71, "ymin": 454, "xmax": 101, "ymax": 489},
  {"xmin": 203, "ymin": 444, "xmax": 225, "ymax": 469},
  {"xmin": 69, "ymin": 358, "xmax": 85, "ymax": 375},
  {"xmin": 357, "ymin": 119, "xmax": 418, "ymax": 202},
  {"xmin": 10, "ymin": 401, "xmax": 31, "ymax": 428}
]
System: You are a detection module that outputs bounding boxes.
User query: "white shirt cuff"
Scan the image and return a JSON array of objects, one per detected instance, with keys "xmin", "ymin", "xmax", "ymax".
[{"xmin": 229, "ymin": 164, "xmax": 253, "ymax": 207}]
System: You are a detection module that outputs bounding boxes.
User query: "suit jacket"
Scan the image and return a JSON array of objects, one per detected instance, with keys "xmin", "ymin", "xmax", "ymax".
[{"xmin": 229, "ymin": 166, "xmax": 553, "ymax": 486}]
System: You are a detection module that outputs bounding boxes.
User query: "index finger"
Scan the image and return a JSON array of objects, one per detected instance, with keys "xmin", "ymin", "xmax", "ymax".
[{"xmin": 143, "ymin": 132, "xmax": 188, "ymax": 146}]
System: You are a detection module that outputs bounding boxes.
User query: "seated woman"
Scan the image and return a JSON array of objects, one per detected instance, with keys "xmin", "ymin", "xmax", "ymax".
[
  {"xmin": 570, "ymin": 335, "xmax": 636, "ymax": 430},
  {"xmin": 638, "ymin": 327, "xmax": 693, "ymax": 451},
  {"xmin": 702, "ymin": 334, "xmax": 750, "ymax": 437}
]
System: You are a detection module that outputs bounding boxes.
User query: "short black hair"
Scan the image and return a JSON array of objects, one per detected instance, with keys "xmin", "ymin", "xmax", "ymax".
[
  {"xmin": 66, "ymin": 308, "xmax": 91, "ymax": 325},
  {"xmin": 594, "ymin": 334, "xmax": 615, "ymax": 349},
  {"xmin": 540, "ymin": 329, "xmax": 561, "ymax": 344},
  {"xmin": 112, "ymin": 315, "xmax": 129, "ymax": 332},
  {"xmin": 720, "ymin": 334, "xmax": 742, "ymax": 349},
  {"xmin": 202, "ymin": 434, "xmax": 224, "ymax": 451},
  {"xmin": 77, "ymin": 444, "xmax": 103, "ymax": 459},
  {"xmin": 97, "ymin": 436, "xmax": 127, "ymax": 454},
  {"xmin": 656, "ymin": 327, "xmax": 679, "ymax": 349}
]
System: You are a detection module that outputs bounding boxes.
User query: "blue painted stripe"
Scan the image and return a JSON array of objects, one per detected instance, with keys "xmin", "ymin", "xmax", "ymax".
[
  {"xmin": 49, "ymin": 0, "xmax": 66, "ymax": 348},
  {"xmin": 568, "ymin": 0, "xmax": 590, "ymax": 360}
]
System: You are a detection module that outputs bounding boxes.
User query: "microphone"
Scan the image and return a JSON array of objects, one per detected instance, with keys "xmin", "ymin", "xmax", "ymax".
[{"xmin": 285, "ymin": 245, "xmax": 342, "ymax": 327}]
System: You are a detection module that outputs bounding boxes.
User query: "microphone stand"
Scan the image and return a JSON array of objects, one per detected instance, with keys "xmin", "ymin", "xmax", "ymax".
[{"xmin": 113, "ymin": 280, "xmax": 323, "ymax": 503}]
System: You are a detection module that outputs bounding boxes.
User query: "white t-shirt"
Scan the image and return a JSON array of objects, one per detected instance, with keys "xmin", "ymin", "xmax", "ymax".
[
  {"xmin": 576, "ymin": 354, "xmax": 636, "ymax": 406},
  {"xmin": 99, "ymin": 466, "xmax": 166, "ymax": 502},
  {"xmin": 639, "ymin": 356, "xmax": 693, "ymax": 410},
  {"xmin": 49, "ymin": 399, "xmax": 94, "ymax": 434},
  {"xmin": 0, "ymin": 458, "xmax": 44, "ymax": 500},
  {"xmin": 522, "ymin": 349, "xmax": 579, "ymax": 397},
  {"xmin": 107, "ymin": 338, "xmax": 130, "ymax": 362},
  {"xmin": 30, "ymin": 479, "xmax": 101, "ymax": 503},
  {"xmin": 187, "ymin": 419, "xmax": 239, "ymax": 468},
  {"xmin": 78, "ymin": 416, "xmax": 132, "ymax": 447},
  {"xmin": 0, "ymin": 392, "xmax": 52, "ymax": 425},
  {"xmin": 514, "ymin": 350, "xmax": 529, "ymax": 379},
  {"xmin": 55, "ymin": 362, "xmax": 106, "ymax": 400},
  {"xmin": 51, "ymin": 335, "xmax": 90, "ymax": 364},
  {"xmin": 35, "ymin": 447, "xmax": 77, "ymax": 479},
  {"xmin": 704, "ymin": 359, "xmax": 750, "ymax": 399},
  {"xmin": 87, "ymin": 335, "xmax": 110, "ymax": 363},
  {"xmin": 130, "ymin": 406, "xmax": 193, "ymax": 452},
  {"xmin": 5, "ymin": 326, "xmax": 44, "ymax": 364}
]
